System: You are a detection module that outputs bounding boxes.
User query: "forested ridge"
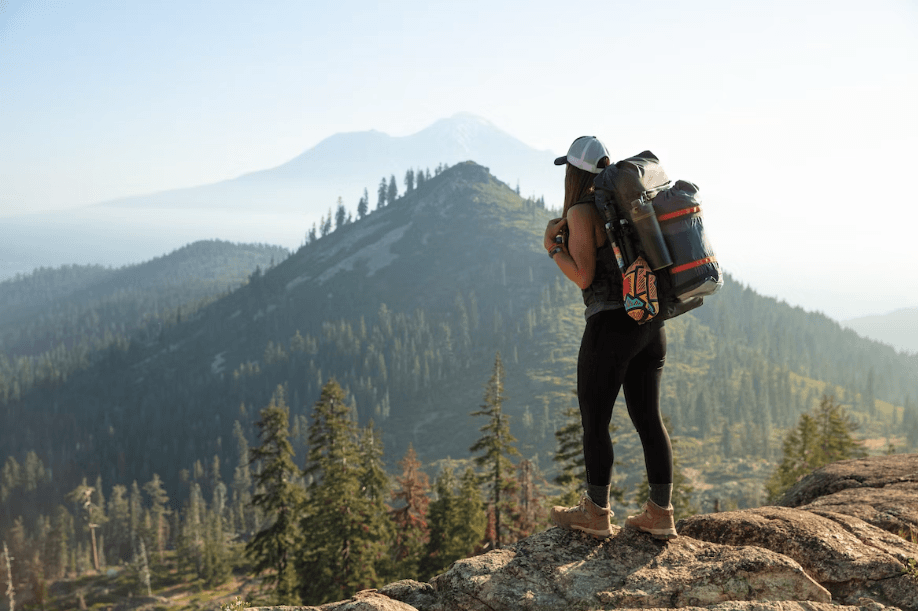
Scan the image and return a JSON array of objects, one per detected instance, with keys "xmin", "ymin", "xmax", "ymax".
[{"xmin": 2, "ymin": 162, "xmax": 917, "ymax": 608}]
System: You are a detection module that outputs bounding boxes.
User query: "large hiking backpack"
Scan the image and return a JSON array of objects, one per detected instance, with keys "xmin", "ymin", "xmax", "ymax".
[{"xmin": 593, "ymin": 151, "xmax": 723, "ymax": 320}]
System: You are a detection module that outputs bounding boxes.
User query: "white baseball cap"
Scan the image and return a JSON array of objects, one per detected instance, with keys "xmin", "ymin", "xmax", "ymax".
[{"xmin": 553, "ymin": 136, "xmax": 610, "ymax": 174}]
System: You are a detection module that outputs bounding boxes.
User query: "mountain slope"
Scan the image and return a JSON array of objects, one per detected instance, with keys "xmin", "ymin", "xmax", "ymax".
[{"xmin": 0, "ymin": 240, "xmax": 288, "ymax": 358}]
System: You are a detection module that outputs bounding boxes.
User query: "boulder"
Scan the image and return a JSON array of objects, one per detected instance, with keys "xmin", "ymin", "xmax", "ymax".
[
  {"xmin": 797, "ymin": 485, "xmax": 918, "ymax": 536},
  {"xmin": 676, "ymin": 506, "xmax": 918, "ymax": 609},
  {"xmin": 777, "ymin": 454, "xmax": 918, "ymax": 511}
]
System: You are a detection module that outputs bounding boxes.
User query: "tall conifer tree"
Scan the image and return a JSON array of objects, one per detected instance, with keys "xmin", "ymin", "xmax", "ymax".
[
  {"xmin": 377, "ymin": 178, "xmax": 387, "ymax": 209},
  {"xmin": 421, "ymin": 466, "xmax": 485, "ymax": 580},
  {"xmin": 334, "ymin": 197, "xmax": 347, "ymax": 229},
  {"xmin": 142, "ymin": 474, "xmax": 170, "ymax": 564},
  {"xmin": 469, "ymin": 352, "xmax": 520, "ymax": 549},
  {"xmin": 357, "ymin": 188, "xmax": 369, "ymax": 219},
  {"xmin": 246, "ymin": 385, "xmax": 304, "ymax": 605},
  {"xmin": 106, "ymin": 485, "xmax": 130, "ymax": 563},
  {"xmin": 46, "ymin": 505, "xmax": 73, "ymax": 579},
  {"xmin": 387, "ymin": 174, "xmax": 398, "ymax": 205},
  {"xmin": 231, "ymin": 419, "xmax": 254, "ymax": 535},
  {"xmin": 765, "ymin": 394, "xmax": 866, "ymax": 501},
  {"xmin": 298, "ymin": 379, "xmax": 388, "ymax": 605}
]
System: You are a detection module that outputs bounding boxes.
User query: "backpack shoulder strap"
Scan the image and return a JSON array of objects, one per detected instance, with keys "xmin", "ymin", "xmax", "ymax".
[{"xmin": 568, "ymin": 194, "xmax": 595, "ymax": 210}]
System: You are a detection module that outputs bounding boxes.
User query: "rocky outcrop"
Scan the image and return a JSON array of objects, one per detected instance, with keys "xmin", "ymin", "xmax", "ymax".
[
  {"xmin": 776, "ymin": 453, "xmax": 918, "ymax": 537},
  {"xmin": 775, "ymin": 454, "xmax": 918, "ymax": 508},
  {"xmin": 245, "ymin": 455, "xmax": 918, "ymax": 611},
  {"xmin": 677, "ymin": 507, "xmax": 917, "ymax": 609},
  {"xmin": 677, "ymin": 454, "xmax": 918, "ymax": 611}
]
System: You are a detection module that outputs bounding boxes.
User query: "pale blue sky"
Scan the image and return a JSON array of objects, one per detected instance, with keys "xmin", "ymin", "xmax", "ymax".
[
  {"xmin": 3, "ymin": 0, "xmax": 914, "ymax": 213},
  {"xmin": 2, "ymin": 0, "xmax": 917, "ymax": 318}
]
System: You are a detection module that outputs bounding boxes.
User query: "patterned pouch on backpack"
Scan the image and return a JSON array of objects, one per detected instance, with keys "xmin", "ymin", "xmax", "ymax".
[{"xmin": 622, "ymin": 256, "xmax": 659, "ymax": 324}]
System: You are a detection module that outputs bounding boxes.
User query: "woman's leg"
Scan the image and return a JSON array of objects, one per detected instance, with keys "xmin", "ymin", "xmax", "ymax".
[
  {"xmin": 621, "ymin": 324, "xmax": 679, "ymax": 539},
  {"xmin": 577, "ymin": 311, "xmax": 639, "ymax": 490},
  {"xmin": 622, "ymin": 324, "xmax": 672, "ymax": 487}
]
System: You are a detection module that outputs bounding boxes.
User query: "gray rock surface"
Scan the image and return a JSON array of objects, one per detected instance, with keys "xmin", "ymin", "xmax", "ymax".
[
  {"xmin": 800, "ymin": 485, "xmax": 918, "ymax": 536},
  {"xmin": 676, "ymin": 506, "xmax": 918, "ymax": 609},
  {"xmin": 776, "ymin": 454, "xmax": 918, "ymax": 511},
  {"xmin": 246, "ymin": 455, "xmax": 918, "ymax": 611},
  {"xmin": 425, "ymin": 526, "xmax": 829, "ymax": 610}
]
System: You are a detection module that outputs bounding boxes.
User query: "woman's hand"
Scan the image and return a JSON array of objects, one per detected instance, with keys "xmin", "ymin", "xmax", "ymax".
[{"xmin": 544, "ymin": 217, "xmax": 568, "ymax": 251}]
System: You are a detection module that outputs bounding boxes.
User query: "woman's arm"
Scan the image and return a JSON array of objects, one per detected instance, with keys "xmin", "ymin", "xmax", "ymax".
[{"xmin": 551, "ymin": 205, "xmax": 597, "ymax": 290}]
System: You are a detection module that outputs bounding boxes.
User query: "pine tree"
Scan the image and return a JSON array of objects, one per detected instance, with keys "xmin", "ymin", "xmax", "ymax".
[
  {"xmin": 334, "ymin": 197, "xmax": 347, "ymax": 229},
  {"xmin": 387, "ymin": 174, "xmax": 398, "ymax": 205},
  {"xmin": 66, "ymin": 478, "xmax": 105, "ymax": 571},
  {"xmin": 421, "ymin": 466, "xmax": 485, "ymax": 580},
  {"xmin": 129, "ymin": 481, "xmax": 144, "ymax": 545},
  {"xmin": 390, "ymin": 445, "xmax": 429, "ymax": 580},
  {"xmin": 298, "ymin": 379, "xmax": 387, "ymax": 605},
  {"xmin": 455, "ymin": 467, "xmax": 487, "ymax": 552},
  {"xmin": 142, "ymin": 474, "xmax": 170, "ymax": 564},
  {"xmin": 357, "ymin": 188, "xmax": 369, "ymax": 219},
  {"xmin": 176, "ymin": 482, "xmax": 206, "ymax": 577},
  {"xmin": 232, "ymin": 420, "xmax": 254, "ymax": 536},
  {"xmin": 202, "ymin": 505, "xmax": 231, "ymax": 588},
  {"xmin": 45, "ymin": 505, "xmax": 73, "ymax": 579},
  {"xmin": 421, "ymin": 466, "xmax": 457, "ymax": 579},
  {"xmin": 106, "ymin": 484, "xmax": 130, "ymax": 563},
  {"xmin": 765, "ymin": 394, "xmax": 867, "ymax": 501},
  {"xmin": 246, "ymin": 385, "xmax": 304, "ymax": 605},
  {"xmin": 202, "ymin": 456, "xmax": 230, "ymax": 587},
  {"xmin": 469, "ymin": 352, "xmax": 520, "ymax": 549},
  {"xmin": 377, "ymin": 177, "xmax": 387, "ymax": 209},
  {"xmin": 405, "ymin": 169, "xmax": 415, "ymax": 193},
  {"xmin": 813, "ymin": 393, "xmax": 867, "ymax": 463},
  {"xmin": 355, "ymin": 422, "xmax": 395, "ymax": 581}
]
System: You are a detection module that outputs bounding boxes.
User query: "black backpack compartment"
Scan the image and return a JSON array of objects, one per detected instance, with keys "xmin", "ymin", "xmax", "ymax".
[{"xmin": 652, "ymin": 180, "xmax": 722, "ymax": 300}]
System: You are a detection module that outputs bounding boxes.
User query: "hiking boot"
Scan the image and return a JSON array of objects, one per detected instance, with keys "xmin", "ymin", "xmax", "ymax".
[
  {"xmin": 625, "ymin": 499, "xmax": 677, "ymax": 540},
  {"xmin": 550, "ymin": 494, "xmax": 613, "ymax": 539}
]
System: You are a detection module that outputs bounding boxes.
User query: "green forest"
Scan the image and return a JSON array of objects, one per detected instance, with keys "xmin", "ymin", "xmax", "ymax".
[{"xmin": 1, "ymin": 162, "xmax": 917, "ymax": 609}]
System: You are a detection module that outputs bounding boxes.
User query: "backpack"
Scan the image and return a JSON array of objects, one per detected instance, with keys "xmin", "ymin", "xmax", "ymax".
[{"xmin": 593, "ymin": 151, "xmax": 723, "ymax": 321}]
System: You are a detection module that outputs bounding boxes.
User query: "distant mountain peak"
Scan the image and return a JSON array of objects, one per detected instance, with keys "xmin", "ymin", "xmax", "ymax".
[
  {"xmin": 437, "ymin": 112, "xmax": 497, "ymax": 128},
  {"xmin": 418, "ymin": 113, "xmax": 510, "ymax": 150},
  {"xmin": 101, "ymin": 114, "xmax": 562, "ymax": 223}
]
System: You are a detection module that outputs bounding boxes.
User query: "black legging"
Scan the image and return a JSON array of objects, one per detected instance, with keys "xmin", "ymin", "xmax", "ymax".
[{"xmin": 577, "ymin": 308, "xmax": 672, "ymax": 487}]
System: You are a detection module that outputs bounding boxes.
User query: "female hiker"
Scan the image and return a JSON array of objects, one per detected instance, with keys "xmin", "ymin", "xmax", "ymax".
[{"xmin": 544, "ymin": 136, "xmax": 677, "ymax": 540}]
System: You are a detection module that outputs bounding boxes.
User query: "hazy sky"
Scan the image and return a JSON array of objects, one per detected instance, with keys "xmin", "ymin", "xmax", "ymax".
[{"xmin": 2, "ymin": 0, "xmax": 917, "ymax": 318}]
